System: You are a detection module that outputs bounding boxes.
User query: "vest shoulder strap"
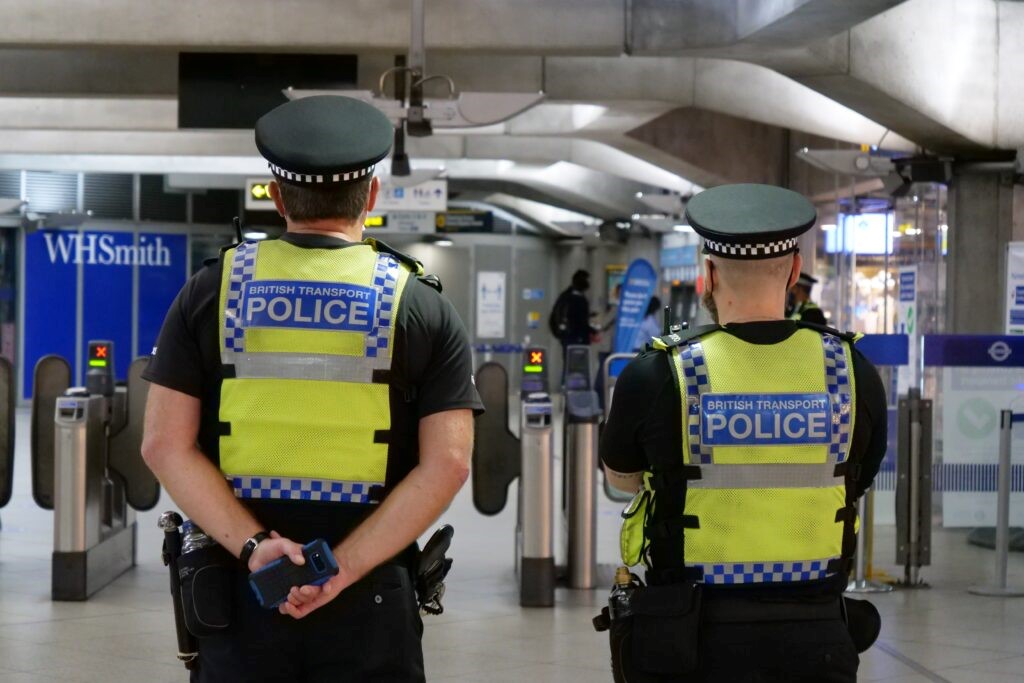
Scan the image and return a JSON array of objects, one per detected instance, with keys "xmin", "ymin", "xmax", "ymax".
[
  {"xmin": 651, "ymin": 323, "xmax": 722, "ymax": 351},
  {"xmin": 793, "ymin": 320, "xmax": 860, "ymax": 343},
  {"xmin": 364, "ymin": 237, "xmax": 425, "ymax": 276}
]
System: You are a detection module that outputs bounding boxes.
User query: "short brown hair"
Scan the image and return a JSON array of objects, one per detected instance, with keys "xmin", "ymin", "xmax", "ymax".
[{"xmin": 275, "ymin": 177, "xmax": 372, "ymax": 222}]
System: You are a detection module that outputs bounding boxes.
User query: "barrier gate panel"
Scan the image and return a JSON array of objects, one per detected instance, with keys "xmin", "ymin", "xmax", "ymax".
[
  {"xmin": 0, "ymin": 358, "xmax": 14, "ymax": 508},
  {"xmin": 108, "ymin": 357, "xmax": 160, "ymax": 510},
  {"xmin": 32, "ymin": 355, "xmax": 71, "ymax": 510},
  {"xmin": 472, "ymin": 362, "xmax": 521, "ymax": 515}
]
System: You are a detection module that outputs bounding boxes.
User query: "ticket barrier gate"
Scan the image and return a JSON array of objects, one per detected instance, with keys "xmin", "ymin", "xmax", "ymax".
[
  {"xmin": 473, "ymin": 347, "xmax": 555, "ymax": 606},
  {"xmin": 563, "ymin": 345, "xmax": 610, "ymax": 589},
  {"xmin": 601, "ymin": 353, "xmax": 637, "ymax": 504},
  {"xmin": 0, "ymin": 358, "xmax": 15, "ymax": 527},
  {"xmin": 32, "ymin": 341, "xmax": 160, "ymax": 600}
]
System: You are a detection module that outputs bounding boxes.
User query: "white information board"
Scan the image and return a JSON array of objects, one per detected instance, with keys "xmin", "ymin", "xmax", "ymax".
[
  {"xmin": 376, "ymin": 180, "xmax": 447, "ymax": 212},
  {"xmin": 1005, "ymin": 241, "xmax": 1024, "ymax": 335},
  {"xmin": 895, "ymin": 265, "xmax": 918, "ymax": 394},
  {"xmin": 941, "ymin": 367, "xmax": 1024, "ymax": 527},
  {"xmin": 476, "ymin": 271, "xmax": 506, "ymax": 339}
]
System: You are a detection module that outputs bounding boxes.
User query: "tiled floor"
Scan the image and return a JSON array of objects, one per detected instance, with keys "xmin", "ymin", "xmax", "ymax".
[{"xmin": 1, "ymin": 408, "xmax": 1022, "ymax": 681}]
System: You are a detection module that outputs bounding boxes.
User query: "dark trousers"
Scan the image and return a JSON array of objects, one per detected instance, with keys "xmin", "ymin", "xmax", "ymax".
[
  {"xmin": 695, "ymin": 619, "xmax": 858, "ymax": 682},
  {"xmin": 192, "ymin": 563, "xmax": 424, "ymax": 683}
]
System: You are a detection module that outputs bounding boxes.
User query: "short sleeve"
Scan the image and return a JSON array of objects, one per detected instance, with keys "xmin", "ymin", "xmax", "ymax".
[
  {"xmin": 141, "ymin": 265, "xmax": 218, "ymax": 398},
  {"xmin": 600, "ymin": 351, "xmax": 675, "ymax": 474},
  {"xmin": 403, "ymin": 282, "xmax": 484, "ymax": 418}
]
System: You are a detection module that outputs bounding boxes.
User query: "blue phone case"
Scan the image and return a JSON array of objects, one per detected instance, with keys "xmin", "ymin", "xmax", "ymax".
[{"xmin": 248, "ymin": 539, "xmax": 339, "ymax": 609}]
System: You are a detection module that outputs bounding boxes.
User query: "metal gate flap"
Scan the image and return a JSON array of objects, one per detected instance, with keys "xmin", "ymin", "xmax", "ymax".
[
  {"xmin": 109, "ymin": 357, "xmax": 160, "ymax": 511},
  {"xmin": 472, "ymin": 362, "xmax": 520, "ymax": 516},
  {"xmin": 31, "ymin": 355, "xmax": 71, "ymax": 510},
  {"xmin": 0, "ymin": 358, "xmax": 14, "ymax": 508}
]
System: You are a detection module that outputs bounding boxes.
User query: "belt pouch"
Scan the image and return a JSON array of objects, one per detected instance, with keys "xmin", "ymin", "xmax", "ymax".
[
  {"xmin": 177, "ymin": 545, "xmax": 234, "ymax": 637},
  {"xmin": 629, "ymin": 582, "xmax": 702, "ymax": 675}
]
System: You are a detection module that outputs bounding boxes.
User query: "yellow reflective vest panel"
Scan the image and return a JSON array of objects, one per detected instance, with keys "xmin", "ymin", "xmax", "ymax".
[
  {"xmin": 623, "ymin": 327, "xmax": 858, "ymax": 585},
  {"xmin": 217, "ymin": 238, "xmax": 416, "ymax": 505}
]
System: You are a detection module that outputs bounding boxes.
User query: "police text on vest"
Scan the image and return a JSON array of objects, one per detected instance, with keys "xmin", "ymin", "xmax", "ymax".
[
  {"xmin": 239, "ymin": 279, "xmax": 379, "ymax": 333},
  {"xmin": 700, "ymin": 393, "xmax": 831, "ymax": 446}
]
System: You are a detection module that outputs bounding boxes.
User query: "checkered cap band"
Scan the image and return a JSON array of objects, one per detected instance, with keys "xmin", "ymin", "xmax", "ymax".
[
  {"xmin": 703, "ymin": 237, "xmax": 799, "ymax": 259},
  {"xmin": 231, "ymin": 476, "xmax": 382, "ymax": 504},
  {"xmin": 268, "ymin": 161, "xmax": 375, "ymax": 185}
]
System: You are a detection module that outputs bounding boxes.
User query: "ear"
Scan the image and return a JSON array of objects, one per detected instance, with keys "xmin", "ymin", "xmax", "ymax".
[
  {"xmin": 365, "ymin": 176, "xmax": 381, "ymax": 214},
  {"xmin": 268, "ymin": 181, "xmax": 287, "ymax": 218},
  {"xmin": 704, "ymin": 257, "xmax": 715, "ymax": 293},
  {"xmin": 787, "ymin": 253, "xmax": 802, "ymax": 289}
]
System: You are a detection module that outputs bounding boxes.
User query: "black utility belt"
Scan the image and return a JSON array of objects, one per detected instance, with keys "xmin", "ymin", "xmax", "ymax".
[{"xmin": 702, "ymin": 595, "xmax": 843, "ymax": 624}]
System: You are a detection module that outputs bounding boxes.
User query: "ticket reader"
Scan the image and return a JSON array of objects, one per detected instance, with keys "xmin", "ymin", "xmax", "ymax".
[
  {"xmin": 562, "ymin": 345, "xmax": 603, "ymax": 588},
  {"xmin": 518, "ymin": 347, "xmax": 555, "ymax": 606},
  {"xmin": 33, "ymin": 341, "xmax": 158, "ymax": 600}
]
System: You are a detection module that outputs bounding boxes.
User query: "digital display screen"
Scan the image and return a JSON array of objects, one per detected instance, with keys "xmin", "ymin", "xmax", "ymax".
[
  {"xmin": 249, "ymin": 182, "xmax": 272, "ymax": 202},
  {"xmin": 522, "ymin": 349, "xmax": 546, "ymax": 375},
  {"xmin": 88, "ymin": 342, "xmax": 111, "ymax": 368},
  {"xmin": 364, "ymin": 215, "xmax": 387, "ymax": 228},
  {"xmin": 825, "ymin": 213, "xmax": 894, "ymax": 255}
]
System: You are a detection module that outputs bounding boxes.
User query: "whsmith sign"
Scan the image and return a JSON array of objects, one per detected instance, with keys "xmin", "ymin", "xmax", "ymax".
[
  {"xmin": 41, "ymin": 232, "xmax": 173, "ymax": 267},
  {"xmin": 23, "ymin": 229, "xmax": 187, "ymax": 398}
]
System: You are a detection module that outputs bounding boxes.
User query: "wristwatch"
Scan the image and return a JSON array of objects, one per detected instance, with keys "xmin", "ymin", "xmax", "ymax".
[{"xmin": 239, "ymin": 531, "xmax": 271, "ymax": 567}]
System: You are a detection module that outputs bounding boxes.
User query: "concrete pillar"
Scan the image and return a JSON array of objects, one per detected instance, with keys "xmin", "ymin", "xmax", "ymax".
[{"xmin": 945, "ymin": 173, "xmax": 1018, "ymax": 333}]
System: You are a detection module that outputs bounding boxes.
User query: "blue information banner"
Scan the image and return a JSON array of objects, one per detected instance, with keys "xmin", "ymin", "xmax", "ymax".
[
  {"xmin": 923, "ymin": 334, "xmax": 1024, "ymax": 367},
  {"xmin": 899, "ymin": 270, "xmax": 915, "ymax": 302},
  {"xmin": 701, "ymin": 393, "xmax": 831, "ymax": 446},
  {"xmin": 856, "ymin": 334, "xmax": 909, "ymax": 367},
  {"xmin": 613, "ymin": 259, "xmax": 657, "ymax": 353},
  {"xmin": 23, "ymin": 229, "xmax": 189, "ymax": 398},
  {"xmin": 23, "ymin": 231, "xmax": 77, "ymax": 398},
  {"xmin": 138, "ymin": 233, "xmax": 188, "ymax": 358},
  {"xmin": 82, "ymin": 231, "xmax": 134, "ymax": 382}
]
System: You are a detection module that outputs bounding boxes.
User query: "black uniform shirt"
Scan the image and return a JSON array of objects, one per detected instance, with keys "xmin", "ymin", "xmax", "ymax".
[
  {"xmin": 143, "ymin": 232, "xmax": 483, "ymax": 547},
  {"xmin": 600, "ymin": 320, "xmax": 888, "ymax": 597}
]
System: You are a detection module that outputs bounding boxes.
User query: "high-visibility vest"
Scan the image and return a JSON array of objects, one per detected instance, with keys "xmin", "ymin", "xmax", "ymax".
[
  {"xmin": 217, "ymin": 237, "xmax": 420, "ymax": 505},
  {"xmin": 620, "ymin": 326, "xmax": 858, "ymax": 585}
]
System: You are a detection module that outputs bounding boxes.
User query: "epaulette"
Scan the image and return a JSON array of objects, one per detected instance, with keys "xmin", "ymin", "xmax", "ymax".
[
  {"xmin": 364, "ymin": 237, "xmax": 425, "ymax": 276},
  {"xmin": 651, "ymin": 324, "xmax": 722, "ymax": 351},
  {"xmin": 793, "ymin": 320, "xmax": 859, "ymax": 343},
  {"xmin": 418, "ymin": 274, "xmax": 443, "ymax": 293}
]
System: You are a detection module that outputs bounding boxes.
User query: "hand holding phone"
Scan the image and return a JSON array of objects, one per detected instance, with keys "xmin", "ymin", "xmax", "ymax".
[{"xmin": 248, "ymin": 539, "xmax": 339, "ymax": 609}]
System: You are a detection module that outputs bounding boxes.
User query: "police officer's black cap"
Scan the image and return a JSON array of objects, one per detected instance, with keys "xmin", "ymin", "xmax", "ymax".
[
  {"xmin": 685, "ymin": 183, "xmax": 817, "ymax": 260},
  {"xmin": 796, "ymin": 272, "xmax": 818, "ymax": 288},
  {"xmin": 255, "ymin": 96, "xmax": 393, "ymax": 186}
]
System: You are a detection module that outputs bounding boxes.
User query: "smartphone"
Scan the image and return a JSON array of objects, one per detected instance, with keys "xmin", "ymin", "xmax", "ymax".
[{"xmin": 248, "ymin": 539, "xmax": 339, "ymax": 609}]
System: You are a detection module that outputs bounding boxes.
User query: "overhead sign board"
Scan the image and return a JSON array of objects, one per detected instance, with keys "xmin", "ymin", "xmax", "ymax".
[
  {"xmin": 245, "ymin": 178, "xmax": 275, "ymax": 211},
  {"xmin": 365, "ymin": 211, "xmax": 435, "ymax": 234},
  {"xmin": 376, "ymin": 180, "xmax": 447, "ymax": 212},
  {"xmin": 436, "ymin": 210, "xmax": 493, "ymax": 233}
]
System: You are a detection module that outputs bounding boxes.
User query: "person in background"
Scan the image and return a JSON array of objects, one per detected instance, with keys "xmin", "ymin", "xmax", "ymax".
[
  {"xmin": 551, "ymin": 268, "xmax": 597, "ymax": 352},
  {"xmin": 787, "ymin": 271, "xmax": 827, "ymax": 325},
  {"xmin": 633, "ymin": 296, "xmax": 662, "ymax": 351}
]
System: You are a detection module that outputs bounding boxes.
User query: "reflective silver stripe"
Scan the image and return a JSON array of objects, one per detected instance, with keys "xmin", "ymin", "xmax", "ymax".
[
  {"xmin": 221, "ymin": 351, "xmax": 389, "ymax": 382},
  {"xmin": 229, "ymin": 475, "xmax": 383, "ymax": 504},
  {"xmin": 688, "ymin": 463, "xmax": 843, "ymax": 490}
]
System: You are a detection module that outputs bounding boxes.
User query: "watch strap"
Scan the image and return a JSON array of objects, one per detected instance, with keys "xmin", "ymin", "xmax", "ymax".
[{"xmin": 240, "ymin": 531, "xmax": 271, "ymax": 566}]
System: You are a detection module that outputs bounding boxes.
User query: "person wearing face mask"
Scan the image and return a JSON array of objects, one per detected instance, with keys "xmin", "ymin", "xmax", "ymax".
[{"xmin": 597, "ymin": 184, "xmax": 888, "ymax": 682}]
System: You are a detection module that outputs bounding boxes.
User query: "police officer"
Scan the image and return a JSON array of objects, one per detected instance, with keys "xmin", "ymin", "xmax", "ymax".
[
  {"xmin": 600, "ymin": 184, "xmax": 887, "ymax": 682},
  {"xmin": 142, "ymin": 95, "xmax": 482, "ymax": 682},
  {"xmin": 788, "ymin": 271, "xmax": 827, "ymax": 325}
]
